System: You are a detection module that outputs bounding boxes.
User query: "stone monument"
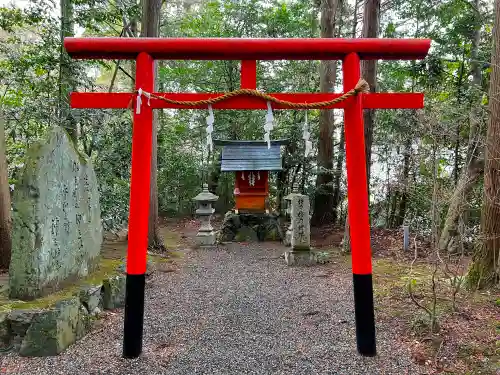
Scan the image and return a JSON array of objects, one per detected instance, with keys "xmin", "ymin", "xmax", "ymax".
[
  {"xmin": 193, "ymin": 184, "xmax": 218, "ymax": 246},
  {"xmin": 284, "ymin": 193, "xmax": 313, "ymax": 266},
  {"xmin": 9, "ymin": 126, "xmax": 102, "ymax": 300}
]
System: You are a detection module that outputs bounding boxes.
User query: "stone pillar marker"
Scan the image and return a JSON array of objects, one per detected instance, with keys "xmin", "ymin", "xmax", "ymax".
[
  {"xmin": 193, "ymin": 184, "xmax": 218, "ymax": 246},
  {"xmin": 284, "ymin": 192, "xmax": 313, "ymax": 266},
  {"xmin": 403, "ymin": 225, "xmax": 410, "ymax": 251},
  {"xmin": 283, "ymin": 181, "xmax": 300, "ymax": 247},
  {"xmin": 291, "ymin": 194, "xmax": 311, "ymax": 250}
]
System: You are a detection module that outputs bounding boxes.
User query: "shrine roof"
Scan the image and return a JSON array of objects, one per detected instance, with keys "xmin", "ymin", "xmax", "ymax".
[{"xmin": 216, "ymin": 140, "xmax": 287, "ymax": 171}]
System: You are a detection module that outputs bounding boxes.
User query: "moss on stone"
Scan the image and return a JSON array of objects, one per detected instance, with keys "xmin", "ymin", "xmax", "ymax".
[
  {"xmin": 19, "ymin": 297, "xmax": 80, "ymax": 356},
  {"xmin": 0, "ymin": 312, "xmax": 9, "ymax": 347},
  {"xmin": 1, "ymin": 244, "xmax": 167, "ymax": 356},
  {"xmin": 102, "ymin": 275, "xmax": 126, "ymax": 309},
  {"xmin": 2, "ymin": 257, "xmax": 122, "ymax": 312},
  {"xmin": 3, "ymin": 250, "xmax": 167, "ymax": 313}
]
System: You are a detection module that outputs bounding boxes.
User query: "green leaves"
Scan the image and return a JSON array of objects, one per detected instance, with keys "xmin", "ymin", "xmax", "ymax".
[
  {"xmin": 384, "ymin": 22, "xmax": 396, "ymax": 38},
  {"xmin": 0, "ymin": 7, "xmax": 25, "ymax": 32},
  {"xmin": 0, "ymin": 0, "xmax": 492, "ymax": 233}
]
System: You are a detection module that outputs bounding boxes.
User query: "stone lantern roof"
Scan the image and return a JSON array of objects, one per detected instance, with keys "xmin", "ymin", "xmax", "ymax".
[{"xmin": 193, "ymin": 184, "xmax": 218, "ymax": 202}]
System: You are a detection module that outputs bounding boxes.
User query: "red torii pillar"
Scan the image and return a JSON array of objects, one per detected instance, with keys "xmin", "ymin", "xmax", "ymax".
[{"xmin": 65, "ymin": 37, "xmax": 430, "ymax": 359}]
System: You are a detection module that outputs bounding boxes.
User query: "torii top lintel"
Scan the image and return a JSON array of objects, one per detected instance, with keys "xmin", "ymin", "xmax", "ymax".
[
  {"xmin": 66, "ymin": 37, "xmax": 430, "ymax": 111},
  {"xmin": 64, "ymin": 37, "xmax": 431, "ymax": 60}
]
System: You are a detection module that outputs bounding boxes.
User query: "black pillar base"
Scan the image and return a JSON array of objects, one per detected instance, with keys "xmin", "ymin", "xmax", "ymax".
[
  {"xmin": 123, "ymin": 273, "xmax": 146, "ymax": 359},
  {"xmin": 353, "ymin": 273, "xmax": 376, "ymax": 356}
]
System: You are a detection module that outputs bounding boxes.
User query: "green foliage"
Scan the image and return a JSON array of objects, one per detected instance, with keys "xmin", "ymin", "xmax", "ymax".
[
  {"xmin": 157, "ymin": 120, "xmax": 200, "ymax": 216},
  {"xmin": 0, "ymin": 0, "xmax": 495, "ymax": 238}
]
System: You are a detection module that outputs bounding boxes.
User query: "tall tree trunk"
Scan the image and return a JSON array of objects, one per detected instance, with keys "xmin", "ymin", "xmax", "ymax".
[
  {"xmin": 431, "ymin": 139, "xmax": 440, "ymax": 249},
  {"xmin": 360, "ymin": 0, "xmax": 380, "ymax": 196},
  {"xmin": 0, "ymin": 115, "xmax": 11, "ymax": 269},
  {"xmin": 384, "ymin": 188, "xmax": 391, "ymax": 227},
  {"xmin": 452, "ymin": 49, "xmax": 467, "ymax": 185},
  {"xmin": 331, "ymin": 0, "xmax": 346, "ymax": 224},
  {"xmin": 311, "ymin": 0, "xmax": 339, "ymax": 227},
  {"xmin": 141, "ymin": 0, "xmax": 163, "ymax": 249},
  {"xmin": 341, "ymin": 0, "xmax": 360, "ymax": 249},
  {"xmin": 439, "ymin": 158, "xmax": 484, "ymax": 252},
  {"xmin": 130, "ymin": 18, "xmax": 137, "ymax": 90},
  {"xmin": 468, "ymin": 0, "xmax": 500, "ymax": 288},
  {"xmin": 389, "ymin": 190, "xmax": 399, "ymax": 228},
  {"xmin": 276, "ymin": 147, "xmax": 290, "ymax": 214},
  {"xmin": 342, "ymin": 214, "xmax": 350, "ymax": 252},
  {"xmin": 59, "ymin": 0, "xmax": 77, "ymax": 142},
  {"xmin": 439, "ymin": 0, "xmax": 484, "ymax": 253},
  {"xmin": 453, "ymin": 124, "xmax": 460, "ymax": 185},
  {"xmin": 208, "ymin": 153, "xmax": 222, "ymax": 195},
  {"xmin": 395, "ymin": 138, "xmax": 411, "ymax": 226},
  {"xmin": 332, "ymin": 124, "xmax": 344, "ymax": 223}
]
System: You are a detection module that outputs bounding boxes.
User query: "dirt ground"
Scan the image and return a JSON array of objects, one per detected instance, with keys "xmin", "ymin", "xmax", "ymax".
[
  {"xmin": 187, "ymin": 218, "xmax": 499, "ymax": 374},
  {"xmin": 309, "ymin": 223, "xmax": 499, "ymax": 375},
  {"xmin": 1, "ymin": 219, "xmax": 498, "ymax": 374},
  {"xmin": 96, "ymin": 218, "xmax": 500, "ymax": 374}
]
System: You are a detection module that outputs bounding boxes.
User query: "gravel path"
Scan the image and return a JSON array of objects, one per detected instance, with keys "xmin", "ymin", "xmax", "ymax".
[{"xmin": 2, "ymin": 243, "xmax": 423, "ymax": 375}]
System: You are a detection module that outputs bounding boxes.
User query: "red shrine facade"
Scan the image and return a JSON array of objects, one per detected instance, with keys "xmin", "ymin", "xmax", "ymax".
[
  {"xmin": 234, "ymin": 170, "xmax": 269, "ymax": 212},
  {"xmin": 214, "ymin": 139, "xmax": 288, "ymax": 213}
]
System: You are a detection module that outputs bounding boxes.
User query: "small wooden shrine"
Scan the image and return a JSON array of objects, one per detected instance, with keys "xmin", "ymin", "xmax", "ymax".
[{"xmin": 214, "ymin": 139, "xmax": 288, "ymax": 213}]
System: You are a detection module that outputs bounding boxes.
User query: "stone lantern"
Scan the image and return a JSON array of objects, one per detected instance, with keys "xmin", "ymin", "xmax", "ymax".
[
  {"xmin": 193, "ymin": 184, "xmax": 219, "ymax": 246},
  {"xmin": 283, "ymin": 181, "xmax": 299, "ymax": 246}
]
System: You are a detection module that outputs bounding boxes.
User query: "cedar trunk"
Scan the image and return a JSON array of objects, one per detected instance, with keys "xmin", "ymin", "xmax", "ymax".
[
  {"xmin": 59, "ymin": 0, "xmax": 77, "ymax": 142},
  {"xmin": 332, "ymin": 120, "xmax": 345, "ymax": 223},
  {"xmin": 394, "ymin": 138, "xmax": 411, "ymax": 227},
  {"xmin": 360, "ymin": 0, "xmax": 380, "ymax": 195},
  {"xmin": 341, "ymin": 0, "xmax": 360, "ymax": 250},
  {"xmin": 331, "ymin": 0, "xmax": 346, "ymax": 223},
  {"xmin": 311, "ymin": 0, "xmax": 338, "ymax": 227},
  {"xmin": 439, "ymin": 158, "xmax": 484, "ymax": 252},
  {"xmin": 0, "ymin": 115, "xmax": 11, "ymax": 269},
  {"xmin": 142, "ymin": 0, "xmax": 163, "ymax": 249},
  {"xmin": 439, "ymin": 0, "xmax": 484, "ymax": 253},
  {"xmin": 468, "ymin": 0, "xmax": 500, "ymax": 288},
  {"xmin": 343, "ymin": 0, "xmax": 378, "ymax": 248}
]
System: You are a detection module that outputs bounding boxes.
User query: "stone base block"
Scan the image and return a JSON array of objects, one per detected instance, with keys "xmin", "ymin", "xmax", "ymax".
[
  {"xmin": 284, "ymin": 250, "xmax": 315, "ymax": 266},
  {"xmin": 19, "ymin": 298, "xmax": 80, "ymax": 357},
  {"xmin": 1, "ymin": 258, "xmax": 161, "ymax": 357},
  {"xmin": 102, "ymin": 275, "xmax": 126, "ymax": 310},
  {"xmin": 284, "ymin": 230, "xmax": 292, "ymax": 247},
  {"xmin": 219, "ymin": 211, "xmax": 284, "ymax": 242},
  {"xmin": 196, "ymin": 232, "xmax": 216, "ymax": 246},
  {"xmin": 0, "ymin": 312, "xmax": 9, "ymax": 349},
  {"xmin": 77, "ymin": 284, "xmax": 102, "ymax": 316}
]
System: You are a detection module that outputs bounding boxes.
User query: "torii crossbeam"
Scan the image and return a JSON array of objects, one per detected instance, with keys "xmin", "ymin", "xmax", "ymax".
[{"xmin": 65, "ymin": 37, "xmax": 430, "ymax": 359}]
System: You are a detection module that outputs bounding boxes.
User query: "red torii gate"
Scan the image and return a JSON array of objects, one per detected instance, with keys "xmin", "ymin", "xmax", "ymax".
[{"xmin": 64, "ymin": 37, "xmax": 430, "ymax": 359}]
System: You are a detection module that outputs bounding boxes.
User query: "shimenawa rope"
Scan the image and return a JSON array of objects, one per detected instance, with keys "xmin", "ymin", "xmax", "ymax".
[{"xmin": 133, "ymin": 78, "xmax": 369, "ymax": 109}]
